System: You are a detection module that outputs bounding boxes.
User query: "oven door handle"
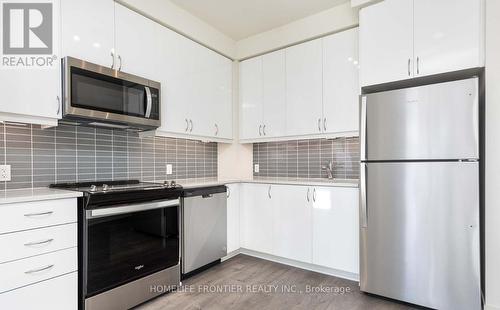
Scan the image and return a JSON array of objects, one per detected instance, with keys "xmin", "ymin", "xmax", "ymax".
[
  {"xmin": 144, "ymin": 86, "xmax": 152, "ymax": 118},
  {"xmin": 87, "ymin": 199, "xmax": 179, "ymax": 219}
]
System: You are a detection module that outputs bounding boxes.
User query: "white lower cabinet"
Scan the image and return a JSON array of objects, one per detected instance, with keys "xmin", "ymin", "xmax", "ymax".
[
  {"xmin": 240, "ymin": 184, "xmax": 274, "ymax": 254},
  {"xmin": 0, "ymin": 198, "xmax": 78, "ymax": 309},
  {"xmin": 239, "ymin": 183, "xmax": 359, "ymax": 275},
  {"xmin": 272, "ymin": 185, "xmax": 312, "ymax": 263},
  {"xmin": 0, "ymin": 272, "xmax": 77, "ymax": 310},
  {"xmin": 226, "ymin": 184, "xmax": 240, "ymax": 253},
  {"xmin": 312, "ymin": 187, "xmax": 359, "ymax": 274}
]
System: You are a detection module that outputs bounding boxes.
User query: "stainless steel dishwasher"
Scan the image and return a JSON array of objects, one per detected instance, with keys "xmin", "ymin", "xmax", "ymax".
[{"xmin": 181, "ymin": 185, "xmax": 227, "ymax": 277}]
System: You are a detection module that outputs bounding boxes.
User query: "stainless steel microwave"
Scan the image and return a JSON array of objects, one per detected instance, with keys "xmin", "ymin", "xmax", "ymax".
[{"xmin": 62, "ymin": 57, "xmax": 161, "ymax": 130}]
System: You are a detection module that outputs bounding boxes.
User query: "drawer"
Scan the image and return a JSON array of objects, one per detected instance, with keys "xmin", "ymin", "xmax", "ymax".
[
  {"xmin": 0, "ymin": 247, "xmax": 77, "ymax": 293},
  {"xmin": 0, "ymin": 198, "xmax": 77, "ymax": 234},
  {"xmin": 0, "ymin": 272, "xmax": 77, "ymax": 310},
  {"xmin": 0, "ymin": 223, "xmax": 77, "ymax": 264}
]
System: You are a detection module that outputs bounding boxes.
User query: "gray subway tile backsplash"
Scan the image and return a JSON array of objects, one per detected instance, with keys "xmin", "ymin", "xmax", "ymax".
[
  {"xmin": 0, "ymin": 122, "xmax": 217, "ymax": 190},
  {"xmin": 253, "ymin": 137, "xmax": 360, "ymax": 180}
]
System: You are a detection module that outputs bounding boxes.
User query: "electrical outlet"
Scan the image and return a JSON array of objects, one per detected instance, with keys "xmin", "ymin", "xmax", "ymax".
[
  {"xmin": 0, "ymin": 165, "xmax": 11, "ymax": 181},
  {"xmin": 166, "ymin": 164, "xmax": 173, "ymax": 175},
  {"xmin": 254, "ymin": 164, "xmax": 259, "ymax": 173}
]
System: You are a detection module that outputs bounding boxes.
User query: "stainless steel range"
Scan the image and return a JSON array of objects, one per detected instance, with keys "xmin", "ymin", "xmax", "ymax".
[{"xmin": 51, "ymin": 180, "xmax": 183, "ymax": 310}]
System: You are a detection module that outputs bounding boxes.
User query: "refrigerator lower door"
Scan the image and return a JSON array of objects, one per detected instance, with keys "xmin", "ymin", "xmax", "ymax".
[
  {"xmin": 361, "ymin": 77, "xmax": 479, "ymax": 161},
  {"xmin": 360, "ymin": 162, "xmax": 480, "ymax": 310}
]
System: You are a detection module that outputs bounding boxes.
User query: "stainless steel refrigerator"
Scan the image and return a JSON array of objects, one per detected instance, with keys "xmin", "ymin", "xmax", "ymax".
[{"xmin": 359, "ymin": 77, "xmax": 481, "ymax": 310}]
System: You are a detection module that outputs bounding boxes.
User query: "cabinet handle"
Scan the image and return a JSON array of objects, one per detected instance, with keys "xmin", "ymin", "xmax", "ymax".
[
  {"xmin": 24, "ymin": 264, "xmax": 54, "ymax": 274},
  {"xmin": 318, "ymin": 118, "xmax": 321, "ymax": 132},
  {"xmin": 417, "ymin": 56, "xmax": 420, "ymax": 75},
  {"xmin": 189, "ymin": 120, "xmax": 193, "ymax": 132},
  {"xmin": 306, "ymin": 188, "xmax": 310, "ymax": 202},
  {"xmin": 215, "ymin": 123, "xmax": 219, "ymax": 136},
  {"xmin": 312, "ymin": 188, "xmax": 316, "ymax": 202},
  {"xmin": 111, "ymin": 51, "xmax": 115, "ymax": 69},
  {"xmin": 24, "ymin": 239, "xmax": 54, "ymax": 247},
  {"xmin": 226, "ymin": 187, "xmax": 230, "ymax": 198},
  {"xmin": 268, "ymin": 185, "xmax": 272, "ymax": 199},
  {"xmin": 118, "ymin": 55, "xmax": 122, "ymax": 71},
  {"xmin": 407, "ymin": 58, "xmax": 411, "ymax": 76},
  {"xmin": 323, "ymin": 118, "xmax": 327, "ymax": 132},
  {"xmin": 263, "ymin": 125, "xmax": 266, "ymax": 136},
  {"xmin": 185, "ymin": 119, "xmax": 189, "ymax": 132},
  {"xmin": 259, "ymin": 125, "xmax": 262, "ymax": 136},
  {"xmin": 56, "ymin": 96, "xmax": 60, "ymax": 115},
  {"xmin": 24, "ymin": 211, "xmax": 53, "ymax": 217}
]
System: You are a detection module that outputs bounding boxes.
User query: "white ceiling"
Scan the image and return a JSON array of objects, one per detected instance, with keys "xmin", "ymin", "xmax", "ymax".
[{"xmin": 169, "ymin": 0, "xmax": 351, "ymax": 40}]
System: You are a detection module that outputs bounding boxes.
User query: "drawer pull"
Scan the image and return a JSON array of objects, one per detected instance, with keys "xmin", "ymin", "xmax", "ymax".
[
  {"xmin": 24, "ymin": 264, "xmax": 54, "ymax": 274},
  {"xmin": 24, "ymin": 239, "xmax": 54, "ymax": 247},
  {"xmin": 24, "ymin": 211, "xmax": 54, "ymax": 217}
]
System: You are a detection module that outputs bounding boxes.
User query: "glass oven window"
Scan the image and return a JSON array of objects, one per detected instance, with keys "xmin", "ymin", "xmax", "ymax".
[
  {"xmin": 86, "ymin": 206, "xmax": 179, "ymax": 297},
  {"xmin": 71, "ymin": 67, "xmax": 159, "ymax": 119}
]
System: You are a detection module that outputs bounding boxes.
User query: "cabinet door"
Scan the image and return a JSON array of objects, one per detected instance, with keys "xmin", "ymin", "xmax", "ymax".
[
  {"xmin": 114, "ymin": 3, "xmax": 160, "ymax": 80},
  {"xmin": 272, "ymin": 185, "xmax": 312, "ymax": 263},
  {"xmin": 160, "ymin": 31, "xmax": 195, "ymax": 134},
  {"xmin": 239, "ymin": 57, "xmax": 263, "ymax": 140},
  {"xmin": 0, "ymin": 0, "xmax": 61, "ymax": 121},
  {"xmin": 239, "ymin": 184, "xmax": 273, "ymax": 254},
  {"xmin": 312, "ymin": 187, "xmax": 359, "ymax": 274},
  {"xmin": 359, "ymin": 0, "xmax": 414, "ymax": 87},
  {"xmin": 213, "ymin": 56, "xmax": 233, "ymax": 139},
  {"xmin": 61, "ymin": 0, "xmax": 115, "ymax": 68},
  {"xmin": 323, "ymin": 28, "xmax": 360, "ymax": 134},
  {"xmin": 285, "ymin": 39, "xmax": 323, "ymax": 136},
  {"xmin": 414, "ymin": 0, "xmax": 483, "ymax": 77},
  {"xmin": 262, "ymin": 50, "xmax": 286, "ymax": 138},
  {"xmin": 226, "ymin": 184, "xmax": 240, "ymax": 253}
]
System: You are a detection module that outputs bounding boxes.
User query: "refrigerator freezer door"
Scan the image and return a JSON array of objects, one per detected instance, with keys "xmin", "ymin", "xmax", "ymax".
[
  {"xmin": 361, "ymin": 78, "xmax": 479, "ymax": 161},
  {"xmin": 360, "ymin": 162, "xmax": 481, "ymax": 310}
]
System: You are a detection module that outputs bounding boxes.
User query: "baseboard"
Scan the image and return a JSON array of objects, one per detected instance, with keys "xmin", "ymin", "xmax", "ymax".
[
  {"xmin": 235, "ymin": 248, "xmax": 359, "ymax": 282},
  {"xmin": 485, "ymin": 304, "xmax": 500, "ymax": 310},
  {"xmin": 222, "ymin": 249, "xmax": 241, "ymax": 262}
]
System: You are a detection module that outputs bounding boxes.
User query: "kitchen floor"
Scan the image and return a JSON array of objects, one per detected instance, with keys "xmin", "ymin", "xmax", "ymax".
[{"xmin": 137, "ymin": 255, "xmax": 417, "ymax": 310}]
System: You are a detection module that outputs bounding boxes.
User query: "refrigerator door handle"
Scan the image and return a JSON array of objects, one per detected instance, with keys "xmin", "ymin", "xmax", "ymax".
[
  {"xmin": 360, "ymin": 96, "xmax": 367, "ymax": 161},
  {"xmin": 360, "ymin": 163, "xmax": 368, "ymax": 228}
]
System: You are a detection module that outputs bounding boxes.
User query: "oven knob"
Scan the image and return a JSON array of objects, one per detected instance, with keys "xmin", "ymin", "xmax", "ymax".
[
  {"xmin": 89, "ymin": 185, "xmax": 97, "ymax": 192},
  {"xmin": 102, "ymin": 184, "xmax": 109, "ymax": 192},
  {"xmin": 170, "ymin": 180, "xmax": 176, "ymax": 188},
  {"xmin": 163, "ymin": 181, "xmax": 170, "ymax": 188}
]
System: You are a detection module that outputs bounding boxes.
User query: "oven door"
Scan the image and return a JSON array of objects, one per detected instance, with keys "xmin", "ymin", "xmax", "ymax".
[
  {"xmin": 63, "ymin": 57, "xmax": 160, "ymax": 129},
  {"xmin": 84, "ymin": 199, "xmax": 179, "ymax": 298}
]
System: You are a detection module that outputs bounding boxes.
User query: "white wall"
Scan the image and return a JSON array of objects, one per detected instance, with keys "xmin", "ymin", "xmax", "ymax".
[
  {"xmin": 236, "ymin": 2, "xmax": 358, "ymax": 59},
  {"xmin": 117, "ymin": 0, "xmax": 236, "ymax": 58},
  {"xmin": 485, "ymin": 0, "xmax": 500, "ymax": 309}
]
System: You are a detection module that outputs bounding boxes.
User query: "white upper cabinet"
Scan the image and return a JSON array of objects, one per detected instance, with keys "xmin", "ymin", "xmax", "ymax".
[
  {"xmin": 61, "ymin": 0, "xmax": 115, "ymax": 68},
  {"xmin": 413, "ymin": 0, "xmax": 483, "ymax": 77},
  {"xmin": 211, "ymin": 56, "xmax": 233, "ymax": 139},
  {"xmin": 360, "ymin": 0, "xmax": 484, "ymax": 87},
  {"xmin": 359, "ymin": 0, "xmax": 414, "ymax": 87},
  {"xmin": 159, "ymin": 31, "xmax": 196, "ymax": 136},
  {"xmin": 239, "ymin": 57, "xmax": 263, "ymax": 140},
  {"xmin": 323, "ymin": 28, "xmax": 360, "ymax": 134},
  {"xmin": 286, "ymin": 39, "xmax": 323, "ymax": 136},
  {"xmin": 0, "ymin": 0, "xmax": 61, "ymax": 125},
  {"xmin": 262, "ymin": 50, "xmax": 286, "ymax": 138},
  {"xmin": 114, "ymin": 3, "xmax": 161, "ymax": 80},
  {"xmin": 312, "ymin": 187, "xmax": 359, "ymax": 274}
]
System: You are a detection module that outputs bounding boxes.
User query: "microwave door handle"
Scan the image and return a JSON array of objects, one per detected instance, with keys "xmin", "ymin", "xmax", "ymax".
[{"xmin": 144, "ymin": 86, "xmax": 152, "ymax": 118}]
